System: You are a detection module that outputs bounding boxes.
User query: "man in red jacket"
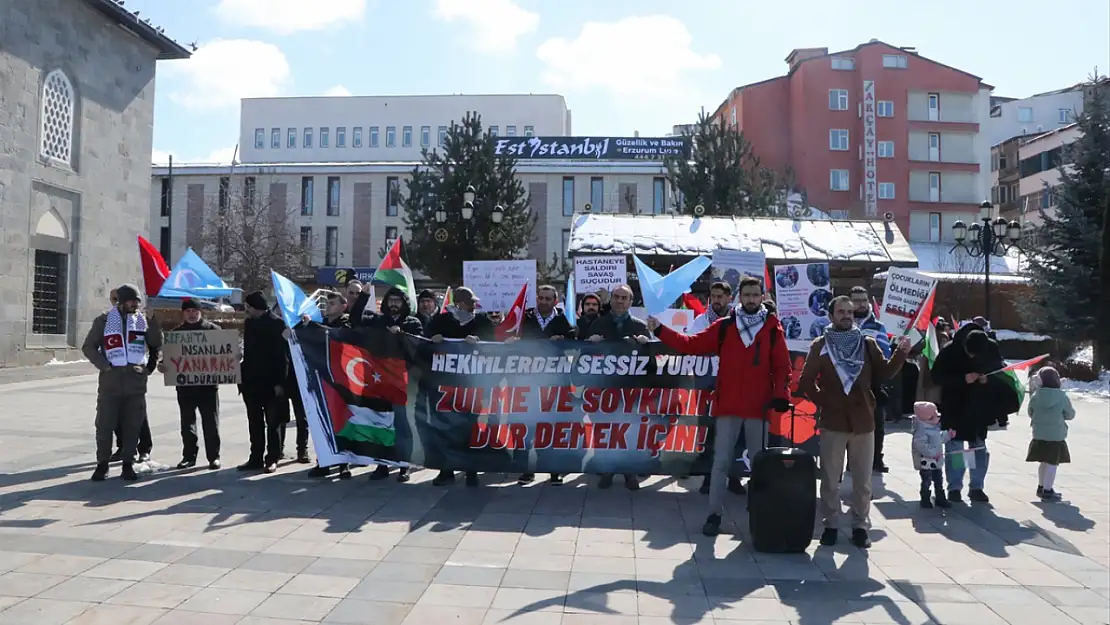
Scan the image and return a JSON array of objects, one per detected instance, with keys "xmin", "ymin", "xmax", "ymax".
[{"xmin": 648, "ymin": 276, "xmax": 792, "ymax": 536}]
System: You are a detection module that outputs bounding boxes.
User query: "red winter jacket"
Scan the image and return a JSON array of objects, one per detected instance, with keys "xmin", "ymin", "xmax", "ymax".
[{"xmin": 655, "ymin": 314, "xmax": 792, "ymax": 420}]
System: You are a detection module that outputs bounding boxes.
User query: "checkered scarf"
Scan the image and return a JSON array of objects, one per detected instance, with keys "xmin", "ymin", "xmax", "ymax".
[
  {"xmin": 823, "ymin": 324, "xmax": 865, "ymax": 393},
  {"xmin": 103, "ymin": 307, "xmax": 148, "ymax": 367},
  {"xmin": 735, "ymin": 307, "xmax": 767, "ymax": 347}
]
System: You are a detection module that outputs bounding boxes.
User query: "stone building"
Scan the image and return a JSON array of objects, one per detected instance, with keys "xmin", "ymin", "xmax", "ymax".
[{"xmin": 0, "ymin": 0, "xmax": 189, "ymax": 366}]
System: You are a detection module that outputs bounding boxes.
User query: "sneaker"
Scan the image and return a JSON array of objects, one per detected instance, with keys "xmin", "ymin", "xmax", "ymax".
[
  {"xmin": 176, "ymin": 458, "xmax": 197, "ymax": 470},
  {"xmin": 109, "ymin": 450, "xmax": 121, "ymax": 463},
  {"xmin": 968, "ymin": 489, "xmax": 990, "ymax": 503},
  {"xmin": 237, "ymin": 460, "xmax": 264, "ymax": 471},
  {"xmin": 549, "ymin": 474, "xmax": 563, "ymax": 486},
  {"xmin": 91, "ymin": 463, "xmax": 109, "ymax": 482},
  {"xmin": 137, "ymin": 453, "xmax": 151, "ymax": 464},
  {"xmin": 369, "ymin": 465, "xmax": 391, "ymax": 481},
  {"xmin": 518, "ymin": 473, "xmax": 535, "ymax": 484},
  {"xmin": 851, "ymin": 528, "xmax": 871, "ymax": 548},
  {"xmin": 947, "ymin": 489, "xmax": 962, "ymax": 503},
  {"xmin": 727, "ymin": 477, "xmax": 746, "ymax": 495},
  {"xmin": 307, "ymin": 465, "xmax": 332, "ymax": 478},
  {"xmin": 208, "ymin": 459, "xmax": 222, "ymax": 470},
  {"xmin": 1039, "ymin": 489, "xmax": 1062, "ymax": 501},
  {"xmin": 120, "ymin": 464, "xmax": 138, "ymax": 481},
  {"xmin": 920, "ymin": 492, "xmax": 934, "ymax": 509},
  {"xmin": 397, "ymin": 468, "xmax": 411, "ymax": 483},
  {"xmin": 465, "ymin": 472, "xmax": 479, "ymax": 487},
  {"xmin": 702, "ymin": 513, "xmax": 722, "ymax": 537},
  {"xmin": 296, "ymin": 450, "xmax": 311, "ymax": 464},
  {"xmin": 819, "ymin": 528, "xmax": 838, "ymax": 546},
  {"xmin": 263, "ymin": 462, "xmax": 278, "ymax": 474},
  {"xmin": 432, "ymin": 470, "xmax": 455, "ymax": 486},
  {"xmin": 699, "ymin": 476, "xmax": 711, "ymax": 494},
  {"xmin": 598, "ymin": 474, "xmax": 614, "ymax": 489},
  {"xmin": 625, "ymin": 475, "xmax": 640, "ymax": 491}
]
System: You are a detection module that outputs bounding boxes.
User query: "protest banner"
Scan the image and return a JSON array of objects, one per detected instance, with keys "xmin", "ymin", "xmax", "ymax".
[
  {"xmin": 774, "ymin": 262, "xmax": 831, "ymax": 352},
  {"xmin": 573, "ymin": 255, "xmax": 627, "ymax": 293},
  {"xmin": 711, "ymin": 249, "xmax": 766, "ymax": 291},
  {"xmin": 879, "ymin": 269, "xmax": 937, "ymax": 336},
  {"xmin": 463, "ymin": 259, "xmax": 537, "ymax": 311},
  {"xmin": 161, "ymin": 330, "xmax": 241, "ymax": 386},
  {"xmin": 291, "ymin": 324, "xmax": 819, "ymax": 474}
]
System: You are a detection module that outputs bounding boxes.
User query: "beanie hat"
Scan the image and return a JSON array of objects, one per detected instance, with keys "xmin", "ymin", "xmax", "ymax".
[
  {"xmin": 417, "ymin": 289, "xmax": 437, "ymax": 301},
  {"xmin": 115, "ymin": 283, "xmax": 141, "ymax": 304},
  {"xmin": 1037, "ymin": 366, "xmax": 1062, "ymax": 389},
  {"xmin": 244, "ymin": 291, "xmax": 268, "ymax": 310},
  {"xmin": 181, "ymin": 299, "xmax": 200, "ymax": 311}
]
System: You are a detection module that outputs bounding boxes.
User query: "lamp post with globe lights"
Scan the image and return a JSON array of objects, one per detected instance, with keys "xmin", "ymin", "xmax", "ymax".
[
  {"xmin": 949, "ymin": 200, "xmax": 1023, "ymax": 322},
  {"xmin": 433, "ymin": 184, "xmax": 504, "ymax": 243}
]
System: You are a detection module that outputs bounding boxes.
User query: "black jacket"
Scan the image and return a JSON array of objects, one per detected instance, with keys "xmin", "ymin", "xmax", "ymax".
[
  {"xmin": 363, "ymin": 287, "xmax": 424, "ymax": 335},
  {"xmin": 575, "ymin": 313, "xmax": 602, "ymax": 340},
  {"xmin": 585, "ymin": 312, "xmax": 649, "ymax": 340},
  {"xmin": 172, "ymin": 319, "xmax": 222, "ymax": 393},
  {"xmin": 425, "ymin": 310, "xmax": 495, "ymax": 341},
  {"xmin": 241, "ymin": 313, "xmax": 288, "ymax": 390},
  {"xmin": 519, "ymin": 308, "xmax": 573, "ymax": 340},
  {"xmin": 930, "ymin": 326, "xmax": 1016, "ymax": 441}
]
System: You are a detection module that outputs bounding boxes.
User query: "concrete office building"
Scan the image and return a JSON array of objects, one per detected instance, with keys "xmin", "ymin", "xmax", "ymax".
[{"xmin": 0, "ymin": 0, "xmax": 189, "ymax": 366}]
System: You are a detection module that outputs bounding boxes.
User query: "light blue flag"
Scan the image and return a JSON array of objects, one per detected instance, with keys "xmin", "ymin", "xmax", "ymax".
[
  {"xmin": 271, "ymin": 270, "xmax": 322, "ymax": 328},
  {"xmin": 634, "ymin": 255, "xmax": 712, "ymax": 316},
  {"xmin": 157, "ymin": 248, "xmax": 236, "ymax": 299},
  {"xmin": 565, "ymin": 277, "xmax": 577, "ymax": 327}
]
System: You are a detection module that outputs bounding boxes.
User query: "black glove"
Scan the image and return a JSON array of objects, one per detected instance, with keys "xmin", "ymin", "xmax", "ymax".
[{"xmin": 769, "ymin": 398, "xmax": 791, "ymax": 413}]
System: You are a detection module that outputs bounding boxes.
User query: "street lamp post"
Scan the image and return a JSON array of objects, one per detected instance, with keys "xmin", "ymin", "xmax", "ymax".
[
  {"xmin": 950, "ymin": 200, "xmax": 1023, "ymax": 321},
  {"xmin": 433, "ymin": 184, "xmax": 502, "ymax": 242}
]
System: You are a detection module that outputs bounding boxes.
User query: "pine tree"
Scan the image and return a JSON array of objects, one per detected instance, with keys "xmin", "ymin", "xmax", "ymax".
[
  {"xmin": 398, "ymin": 112, "xmax": 536, "ymax": 286},
  {"xmin": 1023, "ymin": 75, "xmax": 1109, "ymax": 365},
  {"xmin": 664, "ymin": 111, "xmax": 795, "ymax": 217}
]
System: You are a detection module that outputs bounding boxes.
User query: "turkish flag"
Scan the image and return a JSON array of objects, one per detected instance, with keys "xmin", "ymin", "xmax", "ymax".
[
  {"xmin": 327, "ymin": 338, "xmax": 407, "ymax": 406},
  {"xmin": 104, "ymin": 335, "xmax": 123, "ymax": 350},
  {"xmin": 495, "ymin": 282, "xmax": 529, "ymax": 341},
  {"xmin": 138, "ymin": 235, "xmax": 171, "ymax": 297}
]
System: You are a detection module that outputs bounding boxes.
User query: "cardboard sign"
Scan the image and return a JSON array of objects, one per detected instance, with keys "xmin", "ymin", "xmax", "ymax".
[
  {"xmin": 879, "ymin": 269, "xmax": 937, "ymax": 335},
  {"xmin": 162, "ymin": 329, "xmax": 241, "ymax": 386},
  {"xmin": 463, "ymin": 260, "xmax": 537, "ymax": 311},
  {"xmin": 574, "ymin": 255, "xmax": 627, "ymax": 293}
]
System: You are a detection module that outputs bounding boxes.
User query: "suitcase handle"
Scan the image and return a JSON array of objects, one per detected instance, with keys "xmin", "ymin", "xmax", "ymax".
[{"xmin": 763, "ymin": 402, "xmax": 797, "ymax": 450}]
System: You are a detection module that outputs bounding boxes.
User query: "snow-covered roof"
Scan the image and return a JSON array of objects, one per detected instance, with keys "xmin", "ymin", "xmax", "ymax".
[
  {"xmin": 909, "ymin": 242, "xmax": 1024, "ymax": 274},
  {"xmin": 567, "ymin": 214, "xmax": 917, "ymax": 265}
]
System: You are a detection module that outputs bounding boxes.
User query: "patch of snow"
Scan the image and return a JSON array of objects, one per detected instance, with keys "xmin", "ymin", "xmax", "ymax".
[
  {"xmin": 1062, "ymin": 371, "xmax": 1110, "ymax": 401},
  {"xmin": 46, "ymin": 357, "xmax": 88, "ymax": 366},
  {"xmin": 992, "ymin": 329, "xmax": 1051, "ymax": 342},
  {"xmin": 1070, "ymin": 345, "xmax": 1093, "ymax": 364},
  {"xmin": 910, "ymin": 242, "xmax": 1023, "ymax": 274}
]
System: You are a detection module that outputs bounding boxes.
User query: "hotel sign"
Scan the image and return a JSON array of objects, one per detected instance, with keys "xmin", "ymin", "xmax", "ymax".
[
  {"xmin": 492, "ymin": 136, "xmax": 690, "ymax": 161},
  {"xmin": 862, "ymin": 81, "xmax": 878, "ymax": 217}
]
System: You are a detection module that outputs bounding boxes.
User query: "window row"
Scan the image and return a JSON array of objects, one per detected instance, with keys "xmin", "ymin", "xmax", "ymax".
[
  {"xmin": 828, "ymin": 54, "xmax": 908, "ymax": 72},
  {"xmin": 829, "ymin": 170, "xmax": 895, "ymax": 199},
  {"xmin": 560, "ymin": 176, "xmax": 669, "ymax": 216},
  {"xmin": 829, "ymin": 89, "xmax": 896, "ymax": 117},
  {"xmin": 828, "ymin": 129, "xmax": 897, "ymax": 158},
  {"xmin": 296, "ymin": 175, "xmax": 402, "ymax": 217},
  {"xmin": 255, "ymin": 125, "xmax": 536, "ymax": 150},
  {"xmin": 1009, "ymin": 105, "xmax": 1075, "ymax": 125}
]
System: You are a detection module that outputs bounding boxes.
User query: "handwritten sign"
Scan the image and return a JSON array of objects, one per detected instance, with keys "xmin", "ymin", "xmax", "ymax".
[
  {"xmin": 880, "ymin": 269, "xmax": 936, "ymax": 335},
  {"xmin": 162, "ymin": 330, "xmax": 241, "ymax": 386},
  {"xmin": 574, "ymin": 255, "xmax": 627, "ymax": 293},
  {"xmin": 463, "ymin": 260, "xmax": 537, "ymax": 312}
]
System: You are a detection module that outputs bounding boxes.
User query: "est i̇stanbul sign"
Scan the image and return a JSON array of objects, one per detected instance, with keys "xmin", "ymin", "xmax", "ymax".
[{"xmin": 492, "ymin": 136, "xmax": 691, "ymax": 161}]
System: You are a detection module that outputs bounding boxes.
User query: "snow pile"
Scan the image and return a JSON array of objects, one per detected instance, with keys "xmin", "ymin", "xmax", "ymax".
[
  {"xmin": 993, "ymin": 329, "xmax": 1051, "ymax": 342},
  {"xmin": 1062, "ymin": 371, "xmax": 1109, "ymax": 401},
  {"xmin": 46, "ymin": 357, "xmax": 88, "ymax": 366},
  {"xmin": 1070, "ymin": 345, "xmax": 1094, "ymax": 364}
]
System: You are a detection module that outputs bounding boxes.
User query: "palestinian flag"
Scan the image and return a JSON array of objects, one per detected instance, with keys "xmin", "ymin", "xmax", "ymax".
[
  {"xmin": 294, "ymin": 324, "xmax": 409, "ymax": 464},
  {"xmin": 375, "ymin": 237, "xmax": 416, "ymax": 311},
  {"xmin": 990, "ymin": 354, "xmax": 1049, "ymax": 409},
  {"xmin": 922, "ymin": 323, "xmax": 941, "ymax": 369},
  {"xmin": 441, "ymin": 286, "xmax": 453, "ymax": 313}
]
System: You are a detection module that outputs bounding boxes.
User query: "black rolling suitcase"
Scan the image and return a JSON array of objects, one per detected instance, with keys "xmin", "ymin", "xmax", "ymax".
[{"xmin": 747, "ymin": 404, "xmax": 817, "ymax": 553}]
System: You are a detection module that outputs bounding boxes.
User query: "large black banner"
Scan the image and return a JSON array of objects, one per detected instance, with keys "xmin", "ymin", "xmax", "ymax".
[{"xmin": 292, "ymin": 325, "xmax": 818, "ymax": 474}]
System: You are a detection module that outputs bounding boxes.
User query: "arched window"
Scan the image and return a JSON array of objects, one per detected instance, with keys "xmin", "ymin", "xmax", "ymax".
[{"xmin": 40, "ymin": 69, "xmax": 75, "ymax": 165}]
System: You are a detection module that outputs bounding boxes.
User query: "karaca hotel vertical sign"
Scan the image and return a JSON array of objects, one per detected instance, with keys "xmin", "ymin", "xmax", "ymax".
[{"xmin": 862, "ymin": 80, "xmax": 878, "ymax": 217}]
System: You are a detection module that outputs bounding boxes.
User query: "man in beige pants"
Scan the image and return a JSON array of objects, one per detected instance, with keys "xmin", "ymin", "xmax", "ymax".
[{"xmin": 799, "ymin": 295, "xmax": 908, "ymax": 548}]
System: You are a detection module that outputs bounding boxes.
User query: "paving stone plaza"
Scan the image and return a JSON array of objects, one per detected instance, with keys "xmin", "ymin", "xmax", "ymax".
[{"xmin": 0, "ymin": 366, "xmax": 1107, "ymax": 625}]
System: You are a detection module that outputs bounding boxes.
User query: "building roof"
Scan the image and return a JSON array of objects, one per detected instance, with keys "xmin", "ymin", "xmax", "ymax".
[
  {"xmin": 81, "ymin": 0, "xmax": 191, "ymax": 60},
  {"xmin": 566, "ymin": 214, "xmax": 918, "ymax": 266},
  {"xmin": 1022, "ymin": 122, "xmax": 1080, "ymax": 146}
]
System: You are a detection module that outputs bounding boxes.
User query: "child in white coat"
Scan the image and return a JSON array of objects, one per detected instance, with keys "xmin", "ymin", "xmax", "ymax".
[{"xmin": 912, "ymin": 401, "xmax": 956, "ymax": 508}]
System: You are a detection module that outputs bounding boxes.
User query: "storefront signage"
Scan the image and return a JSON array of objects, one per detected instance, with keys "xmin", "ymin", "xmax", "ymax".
[{"xmin": 492, "ymin": 136, "xmax": 690, "ymax": 161}]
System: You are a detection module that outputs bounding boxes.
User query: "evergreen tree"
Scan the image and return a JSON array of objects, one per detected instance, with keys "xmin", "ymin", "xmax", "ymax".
[
  {"xmin": 665, "ymin": 111, "xmax": 795, "ymax": 217},
  {"xmin": 398, "ymin": 112, "xmax": 536, "ymax": 286},
  {"xmin": 1023, "ymin": 75, "xmax": 1109, "ymax": 365}
]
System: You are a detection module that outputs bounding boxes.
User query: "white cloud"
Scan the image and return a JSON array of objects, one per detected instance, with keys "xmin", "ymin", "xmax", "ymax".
[
  {"xmin": 215, "ymin": 0, "xmax": 365, "ymax": 34},
  {"xmin": 152, "ymin": 146, "xmax": 238, "ymax": 165},
  {"xmin": 433, "ymin": 0, "xmax": 539, "ymax": 53},
  {"xmin": 166, "ymin": 39, "xmax": 291, "ymax": 111},
  {"xmin": 536, "ymin": 16, "xmax": 721, "ymax": 99},
  {"xmin": 323, "ymin": 85, "xmax": 352, "ymax": 97}
]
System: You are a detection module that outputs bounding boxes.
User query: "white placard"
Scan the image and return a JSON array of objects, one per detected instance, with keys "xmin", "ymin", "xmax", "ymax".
[
  {"xmin": 879, "ymin": 268, "xmax": 936, "ymax": 336},
  {"xmin": 711, "ymin": 249, "xmax": 766, "ymax": 292},
  {"xmin": 862, "ymin": 80, "xmax": 878, "ymax": 217},
  {"xmin": 773, "ymin": 262, "xmax": 832, "ymax": 352},
  {"xmin": 574, "ymin": 255, "xmax": 627, "ymax": 293},
  {"xmin": 463, "ymin": 260, "xmax": 537, "ymax": 311}
]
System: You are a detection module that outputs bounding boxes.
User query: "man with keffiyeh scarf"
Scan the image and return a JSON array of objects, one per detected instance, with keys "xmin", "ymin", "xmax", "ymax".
[
  {"xmin": 799, "ymin": 295, "xmax": 910, "ymax": 548},
  {"xmin": 848, "ymin": 286, "xmax": 893, "ymax": 473},
  {"xmin": 688, "ymin": 281, "xmax": 733, "ymax": 334},
  {"xmin": 82, "ymin": 284, "xmax": 163, "ymax": 482}
]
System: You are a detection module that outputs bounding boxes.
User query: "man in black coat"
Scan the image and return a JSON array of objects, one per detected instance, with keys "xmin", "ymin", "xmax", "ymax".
[
  {"xmin": 583, "ymin": 284, "xmax": 650, "ymax": 490},
  {"xmin": 575, "ymin": 293, "xmax": 604, "ymax": 339},
  {"xmin": 425, "ymin": 287, "xmax": 494, "ymax": 487},
  {"xmin": 165, "ymin": 299, "xmax": 223, "ymax": 470},
  {"xmin": 238, "ymin": 291, "xmax": 289, "ymax": 474},
  {"xmin": 514, "ymin": 284, "xmax": 573, "ymax": 485}
]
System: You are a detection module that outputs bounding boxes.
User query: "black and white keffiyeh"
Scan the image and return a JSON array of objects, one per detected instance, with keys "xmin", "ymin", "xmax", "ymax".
[
  {"xmin": 447, "ymin": 305, "xmax": 475, "ymax": 326},
  {"xmin": 823, "ymin": 324, "xmax": 865, "ymax": 392},
  {"xmin": 103, "ymin": 307, "xmax": 148, "ymax": 367},
  {"xmin": 735, "ymin": 307, "xmax": 767, "ymax": 347}
]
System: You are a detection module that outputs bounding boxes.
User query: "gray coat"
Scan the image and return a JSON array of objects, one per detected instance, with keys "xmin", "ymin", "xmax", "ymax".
[{"xmin": 82, "ymin": 311, "xmax": 164, "ymax": 396}]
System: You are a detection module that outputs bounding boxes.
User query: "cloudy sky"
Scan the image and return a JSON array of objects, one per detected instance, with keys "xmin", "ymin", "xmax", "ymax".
[{"xmin": 139, "ymin": 0, "xmax": 1110, "ymax": 164}]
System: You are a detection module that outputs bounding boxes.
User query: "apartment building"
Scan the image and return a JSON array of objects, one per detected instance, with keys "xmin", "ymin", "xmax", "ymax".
[
  {"xmin": 985, "ymin": 83, "xmax": 1087, "ymax": 147},
  {"xmin": 150, "ymin": 160, "xmax": 672, "ymax": 284},
  {"xmin": 712, "ymin": 40, "xmax": 993, "ymax": 243},
  {"xmin": 238, "ymin": 94, "xmax": 572, "ymax": 165},
  {"xmin": 1013, "ymin": 124, "xmax": 1081, "ymax": 226}
]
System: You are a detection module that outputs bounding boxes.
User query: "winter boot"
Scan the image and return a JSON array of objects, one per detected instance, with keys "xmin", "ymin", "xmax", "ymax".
[
  {"xmin": 934, "ymin": 490, "xmax": 952, "ymax": 508},
  {"xmin": 120, "ymin": 463, "xmax": 138, "ymax": 481},
  {"xmin": 919, "ymin": 490, "xmax": 933, "ymax": 509},
  {"xmin": 91, "ymin": 463, "xmax": 109, "ymax": 482}
]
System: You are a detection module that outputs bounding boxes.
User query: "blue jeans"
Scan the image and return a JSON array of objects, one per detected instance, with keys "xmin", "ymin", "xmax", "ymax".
[{"xmin": 945, "ymin": 438, "xmax": 989, "ymax": 491}]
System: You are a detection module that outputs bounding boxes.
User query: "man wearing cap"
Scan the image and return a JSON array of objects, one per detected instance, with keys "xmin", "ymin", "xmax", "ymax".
[
  {"xmin": 416, "ymin": 289, "xmax": 439, "ymax": 330},
  {"xmin": 425, "ymin": 286, "xmax": 495, "ymax": 487},
  {"xmin": 82, "ymin": 284, "xmax": 164, "ymax": 481},
  {"xmin": 239, "ymin": 291, "xmax": 290, "ymax": 473},
  {"xmin": 161, "ymin": 299, "xmax": 223, "ymax": 470}
]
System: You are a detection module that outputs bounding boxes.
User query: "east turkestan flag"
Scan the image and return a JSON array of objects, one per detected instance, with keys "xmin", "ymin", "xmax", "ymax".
[{"xmin": 375, "ymin": 237, "xmax": 417, "ymax": 311}]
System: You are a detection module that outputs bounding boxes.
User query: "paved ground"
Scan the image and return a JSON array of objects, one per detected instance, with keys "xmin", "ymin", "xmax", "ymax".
[{"xmin": 0, "ymin": 369, "xmax": 1107, "ymax": 625}]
